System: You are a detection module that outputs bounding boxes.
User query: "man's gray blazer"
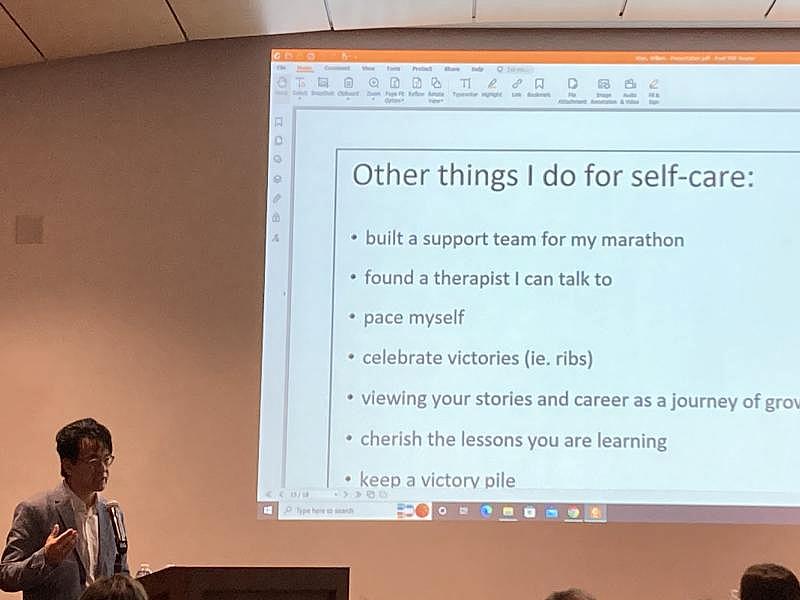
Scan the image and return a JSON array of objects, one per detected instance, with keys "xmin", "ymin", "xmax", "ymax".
[{"xmin": 0, "ymin": 484, "xmax": 129, "ymax": 600}]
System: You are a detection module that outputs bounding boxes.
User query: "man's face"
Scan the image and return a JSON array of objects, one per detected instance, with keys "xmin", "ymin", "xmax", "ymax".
[{"xmin": 63, "ymin": 437, "xmax": 111, "ymax": 494}]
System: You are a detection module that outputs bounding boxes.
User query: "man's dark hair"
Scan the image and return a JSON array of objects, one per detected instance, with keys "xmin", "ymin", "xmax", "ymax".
[
  {"xmin": 546, "ymin": 589, "xmax": 596, "ymax": 600},
  {"xmin": 56, "ymin": 418, "xmax": 113, "ymax": 477},
  {"xmin": 79, "ymin": 574, "xmax": 147, "ymax": 600},
  {"xmin": 741, "ymin": 563, "xmax": 800, "ymax": 600}
]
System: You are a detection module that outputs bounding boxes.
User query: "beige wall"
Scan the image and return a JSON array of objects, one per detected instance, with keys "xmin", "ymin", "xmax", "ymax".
[{"xmin": 1, "ymin": 29, "xmax": 799, "ymax": 600}]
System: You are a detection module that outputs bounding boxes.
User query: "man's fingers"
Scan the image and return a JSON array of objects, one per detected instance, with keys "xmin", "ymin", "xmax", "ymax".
[
  {"xmin": 54, "ymin": 531, "xmax": 78, "ymax": 549},
  {"xmin": 44, "ymin": 526, "xmax": 74, "ymax": 565},
  {"xmin": 61, "ymin": 536, "xmax": 77, "ymax": 552},
  {"xmin": 52, "ymin": 539, "xmax": 76, "ymax": 560},
  {"xmin": 55, "ymin": 528, "xmax": 77, "ymax": 541}
]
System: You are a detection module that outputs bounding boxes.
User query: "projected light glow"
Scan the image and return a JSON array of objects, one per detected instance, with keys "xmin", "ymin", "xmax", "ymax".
[{"xmin": 257, "ymin": 49, "xmax": 800, "ymax": 523}]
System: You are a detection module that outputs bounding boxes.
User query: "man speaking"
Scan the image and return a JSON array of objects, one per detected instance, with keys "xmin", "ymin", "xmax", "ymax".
[{"xmin": 0, "ymin": 418, "xmax": 129, "ymax": 600}]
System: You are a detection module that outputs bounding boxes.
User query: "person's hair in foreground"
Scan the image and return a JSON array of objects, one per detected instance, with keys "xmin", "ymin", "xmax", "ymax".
[
  {"xmin": 546, "ymin": 589, "xmax": 597, "ymax": 600},
  {"xmin": 79, "ymin": 574, "xmax": 148, "ymax": 600},
  {"xmin": 740, "ymin": 563, "xmax": 800, "ymax": 600}
]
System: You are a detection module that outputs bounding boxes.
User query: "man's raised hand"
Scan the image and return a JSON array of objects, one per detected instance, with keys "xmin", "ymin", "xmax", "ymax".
[{"xmin": 43, "ymin": 524, "xmax": 78, "ymax": 566}]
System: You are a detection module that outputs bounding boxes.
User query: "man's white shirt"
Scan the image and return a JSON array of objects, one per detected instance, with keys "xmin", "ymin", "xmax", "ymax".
[{"xmin": 63, "ymin": 481, "xmax": 98, "ymax": 587}]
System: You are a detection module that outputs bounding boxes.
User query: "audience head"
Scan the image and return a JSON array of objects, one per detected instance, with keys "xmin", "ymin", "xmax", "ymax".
[
  {"xmin": 740, "ymin": 563, "xmax": 800, "ymax": 600},
  {"xmin": 546, "ymin": 589, "xmax": 596, "ymax": 600},
  {"xmin": 79, "ymin": 574, "xmax": 148, "ymax": 600}
]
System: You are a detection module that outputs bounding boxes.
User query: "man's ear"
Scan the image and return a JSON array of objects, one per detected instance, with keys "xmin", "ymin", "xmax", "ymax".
[{"xmin": 61, "ymin": 458, "xmax": 73, "ymax": 479}]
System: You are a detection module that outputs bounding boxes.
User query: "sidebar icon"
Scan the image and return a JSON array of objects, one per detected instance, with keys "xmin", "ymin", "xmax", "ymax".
[{"xmin": 270, "ymin": 112, "xmax": 286, "ymax": 243}]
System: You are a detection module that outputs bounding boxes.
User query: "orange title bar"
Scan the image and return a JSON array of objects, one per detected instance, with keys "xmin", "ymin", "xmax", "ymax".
[{"xmin": 272, "ymin": 49, "xmax": 800, "ymax": 65}]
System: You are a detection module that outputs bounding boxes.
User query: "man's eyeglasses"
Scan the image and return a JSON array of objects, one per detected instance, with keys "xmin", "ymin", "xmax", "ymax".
[{"xmin": 77, "ymin": 455, "xmax": 115, "ymax": 468}]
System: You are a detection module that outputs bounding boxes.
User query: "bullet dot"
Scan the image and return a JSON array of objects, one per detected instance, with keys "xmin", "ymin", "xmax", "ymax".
[
  {"xmin": 347, "ymin": 394, "xmax": 353, "ymax": 400},
  {"xmin": 345, "ymin": 475, "xmax": 351, "ymax": 482},
  {"xmin": 348, "ymin": 313, "xmax": 355, "ymax": 319},
  {"xmin": 346, "ymin": 435, "xmax": 352, "ymax": 441},
  {"xmin": 351, "ymin": 234, "xmax": 357, "ymax": 240},
  {"xmin": 350, "ymin": 274, "xmax": 356, "ymax": 280},
  {"xmin": 348, "ymin": 353, "xmax": 354, "ymax": 359}
]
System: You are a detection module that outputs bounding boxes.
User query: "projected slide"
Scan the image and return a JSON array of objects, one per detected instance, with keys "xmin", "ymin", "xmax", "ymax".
[{"xmin": 258, "ymin": 50, "xmax": 800, "ymax": 523}]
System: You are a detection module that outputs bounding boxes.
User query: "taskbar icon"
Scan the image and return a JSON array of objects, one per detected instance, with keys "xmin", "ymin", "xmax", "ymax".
[
  {"xmin": 396, "ymin": 502, "xmax": 432, "ymax": 520},
  {"xmin": 429, "ymin": 502, "xmax": 608, "ymax": 523}
]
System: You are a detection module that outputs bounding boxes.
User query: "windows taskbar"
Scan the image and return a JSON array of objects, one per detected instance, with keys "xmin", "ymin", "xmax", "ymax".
[{"xmin": 257, "ymin": 501, "xmax": 800, "ymax": 524}]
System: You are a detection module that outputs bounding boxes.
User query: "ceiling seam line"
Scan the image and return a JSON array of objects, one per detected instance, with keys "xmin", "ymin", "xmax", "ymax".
[
  {"xmin": 764, "ymin": 0, "xmax": 778, "ymax": 17},
  {"xmin": 163, "ymin": 0, "xmax": 189, "ymax": 41},
  {"xmin": 619, "ymin": 0, "xmax": 629, "ymax": 17},
  {"xmin": 323, "ymin": 0, "xmax": 334, "ymax": 30},
  {"xmin": 0, "ymin": 1, "xmax": 45, "ymax": 60}
]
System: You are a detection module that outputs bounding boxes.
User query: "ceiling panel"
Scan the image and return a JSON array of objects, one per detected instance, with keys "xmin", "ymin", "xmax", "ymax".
[
  {"xmin": 623, "ymin": 0, "xmax": 771, "ymax": 21},
  {"xmin": 476, "ymin": 0, "xmax": 623, "ymax": 23},
  {"xmin": 328, "ymin": 0, "xmax": 471, "ymax": 29},
  {"xmin": 768, "ymin": 0, "xmax": 800, "ymax": 20},
  {"xmin": 170, "ymin": 0, "xmax": 329, "ymax": 38},
  {"xmin": 0, "ymin": 8, "xmax": 42, "ymax": 68},
  {"xmin": 2, "ymin": 0, "xmax": 184, "ymax": 60}
]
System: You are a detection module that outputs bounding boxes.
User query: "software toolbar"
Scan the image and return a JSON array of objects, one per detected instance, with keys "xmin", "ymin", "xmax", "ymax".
[{"xmin": 271, "ymin": 62, "xmax": 666, "ymax": 108}]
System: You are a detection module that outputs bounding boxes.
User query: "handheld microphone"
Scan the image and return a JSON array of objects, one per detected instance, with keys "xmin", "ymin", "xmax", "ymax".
[{"xmin": 107, "ymin": 500, "xmax": 128, "ymax": 557}]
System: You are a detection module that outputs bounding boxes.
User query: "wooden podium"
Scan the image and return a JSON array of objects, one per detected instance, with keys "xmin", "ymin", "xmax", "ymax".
[{"xmin": 138, "ymin": 566, "xmax": 349, "ymax": 600}]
